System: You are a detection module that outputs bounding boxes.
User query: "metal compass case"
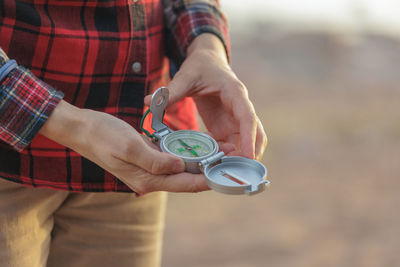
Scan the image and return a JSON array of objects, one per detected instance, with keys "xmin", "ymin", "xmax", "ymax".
[{"xmin": 140, "ymin": 87, "xmax": 270, "ymax": 195}]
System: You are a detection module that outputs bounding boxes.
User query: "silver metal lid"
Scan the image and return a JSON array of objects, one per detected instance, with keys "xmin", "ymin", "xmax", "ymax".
[
  {"xmin": 150, "ymin": 87, "xmax": 169, "ymax": 132},
  {"xmin": 203, "ymin": 156, "xmax": 269, "ymax": 195}
]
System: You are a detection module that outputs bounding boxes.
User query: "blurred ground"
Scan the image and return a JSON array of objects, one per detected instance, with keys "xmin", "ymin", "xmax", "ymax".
[{"xmin": 162, "ymin": 24, "xmax": 400, "ymax": 267}]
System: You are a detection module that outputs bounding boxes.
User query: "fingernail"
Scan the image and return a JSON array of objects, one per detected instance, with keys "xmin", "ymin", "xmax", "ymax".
[{"xmin": 173, "ymin": 159, "xmax": 185, "ymax": 173}]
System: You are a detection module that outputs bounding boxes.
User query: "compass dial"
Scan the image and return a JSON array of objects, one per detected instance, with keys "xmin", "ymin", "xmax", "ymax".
[{"xmin": 161, "ymin": 130, "xmax": 217, "ymax": 159}]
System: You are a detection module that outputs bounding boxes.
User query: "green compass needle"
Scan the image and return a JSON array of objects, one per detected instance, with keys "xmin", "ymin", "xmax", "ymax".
[
  {"xmin": 178, "ymin": 139, "xmax": 199, "ymax": 157},
  {"xmin": 189, "ymin": 150, "xmax": 199, "ymax": 157}
]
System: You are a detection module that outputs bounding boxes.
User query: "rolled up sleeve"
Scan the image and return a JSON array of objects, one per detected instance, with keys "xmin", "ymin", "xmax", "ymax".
[
  {"xmin": 0, "ymin": 64, "xmax": 63, "ymax": 151},
  {"xmin": 163, "ymin": 0, "xmax": 231, "ymax": 67}
]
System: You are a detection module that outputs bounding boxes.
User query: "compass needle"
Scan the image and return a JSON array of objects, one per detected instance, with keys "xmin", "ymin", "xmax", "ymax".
[{"xmin": 178, "ymin": 138, "xmax": 199, "ymax": 157}]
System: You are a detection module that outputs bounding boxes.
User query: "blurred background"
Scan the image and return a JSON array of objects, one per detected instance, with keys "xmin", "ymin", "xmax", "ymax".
[{"xmin": 163, "ymin": 1, "xmax": 400, "ymax": 266}]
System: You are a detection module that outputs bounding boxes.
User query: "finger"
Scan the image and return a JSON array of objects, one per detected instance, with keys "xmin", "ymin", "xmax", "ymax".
[
  {"xmin": 148, "ymin": 172, "xmax": 210, "ymax": 193},
  {"xmin": 232, "ymin": 93, "xmax": 257, "ymax": 159},
  {"xmin": 226, "ymin": 150, "xmax": 243, "ymax": 157},
  {"xmin": 255, "ymin": 117, "xmax": 268, "ymax": 161},
  {"xmin": 167, "ymin": 70, "xmax": 197, "ymax": 106},
  {"xmin": 144, "ymin": 95, "xmax": 152, "ymax": 106},
  {"xmin": 204, "ymin": 131, "xmax": 215, "ymax": 139},
  {"xmin": 128, "ymin": 137, "xmax": 185, "ymax": 175},
  {"xmin": 219, "ymin": 142, "xmax": 236, "ymax": 154},
  {"xmin": 144, "ymin": 71, "xmax": 196, "ymax": 107}
]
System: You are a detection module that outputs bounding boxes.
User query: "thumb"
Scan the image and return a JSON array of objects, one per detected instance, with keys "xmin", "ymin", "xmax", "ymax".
[
  {"xmin": 130, "ymin": 138, "xmax": 185, "ymax": 175},
  {"xmin": 144, "ymin": 71, "xmax": 195, "ymax": 106}
]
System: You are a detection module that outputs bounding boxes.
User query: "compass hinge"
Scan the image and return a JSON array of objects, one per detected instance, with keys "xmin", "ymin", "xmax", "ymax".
[
  {"xmin": 199, "ymin": 151, "xmax": 225, "ymax": 170},
  {"xmin": 153, "ymin": 128, "xmax": 173, "ymax": 140}
]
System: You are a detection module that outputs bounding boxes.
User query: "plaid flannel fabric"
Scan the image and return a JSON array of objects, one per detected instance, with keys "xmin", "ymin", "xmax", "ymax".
[
  {"xmin": 0, "ymin": 65, "xmax": 63, "ymax": 151},
  {"xmin": 0, "ymin": 0, "xmax": 229, "ymax": 192}
]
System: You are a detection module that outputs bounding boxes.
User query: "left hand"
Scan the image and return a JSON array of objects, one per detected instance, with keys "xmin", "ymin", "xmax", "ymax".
[{"xmin": 145, "ymin": 34, "xmax": 267, "ymax": 160}]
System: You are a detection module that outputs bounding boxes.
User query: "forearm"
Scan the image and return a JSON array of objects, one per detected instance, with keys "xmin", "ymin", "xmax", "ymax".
[
  {"xmin": 39, "ymin": 100, "xmax": 87, "ymax": 151},
  {"xmin": 187, "ymin": 33, "xmax": 228, "ymax": 64}
]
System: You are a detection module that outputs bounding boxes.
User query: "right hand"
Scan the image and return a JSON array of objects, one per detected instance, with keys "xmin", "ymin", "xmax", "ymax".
[{"xmin": 40, "ymin": 100, "xmax": 209, "ymax": 194}]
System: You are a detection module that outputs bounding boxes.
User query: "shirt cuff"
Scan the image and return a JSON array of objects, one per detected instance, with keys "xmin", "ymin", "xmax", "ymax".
[
  {"xmin": 165, "ymin": 1, "xmax": 231, "ymax": 67},
  {"xmin": 0, "ymin": 65, "xmax": 64, "ymax": 151}
]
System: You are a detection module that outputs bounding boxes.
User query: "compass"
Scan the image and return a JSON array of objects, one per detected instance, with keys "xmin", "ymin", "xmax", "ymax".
[
  {"xmin": 162, "ymin": 131, "xmax": 217, "ymax": 159},
  {"xmin": 140, "ymin": 87, "xmax": 270, "ymax": 195}
]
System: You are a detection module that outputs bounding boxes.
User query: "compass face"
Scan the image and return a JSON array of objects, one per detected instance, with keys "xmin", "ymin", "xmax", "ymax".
[{"xmin": 161, "ymin": 130, "xmax": 218, "ymax": 159}]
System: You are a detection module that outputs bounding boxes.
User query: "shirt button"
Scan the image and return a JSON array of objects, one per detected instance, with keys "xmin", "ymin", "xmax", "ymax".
[{"xmin": 132, "ymin": 62, "xmax": 141, "ymax": 73}]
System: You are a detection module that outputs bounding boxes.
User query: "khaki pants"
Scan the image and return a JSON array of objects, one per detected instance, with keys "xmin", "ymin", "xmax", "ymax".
[{"xmin": 0, "ymin": 178, "xmax": 167, "ymax": 267}]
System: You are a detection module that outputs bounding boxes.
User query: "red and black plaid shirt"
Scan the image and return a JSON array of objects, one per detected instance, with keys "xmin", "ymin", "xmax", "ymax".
[{"xmin": 0, "ymin": 0, "xmax": 229, "ymax": 192}]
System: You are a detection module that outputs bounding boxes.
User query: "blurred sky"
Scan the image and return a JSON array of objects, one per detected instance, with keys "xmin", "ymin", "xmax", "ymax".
[{"xmin": 220, "ymin": 0, "xmax": 400, "ymax": 36}]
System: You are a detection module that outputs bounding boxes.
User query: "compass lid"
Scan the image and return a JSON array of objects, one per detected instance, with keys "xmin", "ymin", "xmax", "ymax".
[
  {"xmin": 150, "ymin": 87, "xmax": 169, "ymax": 132},
  {"xmin": 203, "ymin": 156, "xmax": 269, "ymax": 195}
]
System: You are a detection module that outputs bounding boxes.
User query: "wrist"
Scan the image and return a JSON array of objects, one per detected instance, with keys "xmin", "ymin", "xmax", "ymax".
[
  {"xmin": 187, "ymin": 33, "xmax": 228, "ymax": 64},
  {"xmin": 39, "ymin": 100, "xmax": 88, "ymax": 151}
]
